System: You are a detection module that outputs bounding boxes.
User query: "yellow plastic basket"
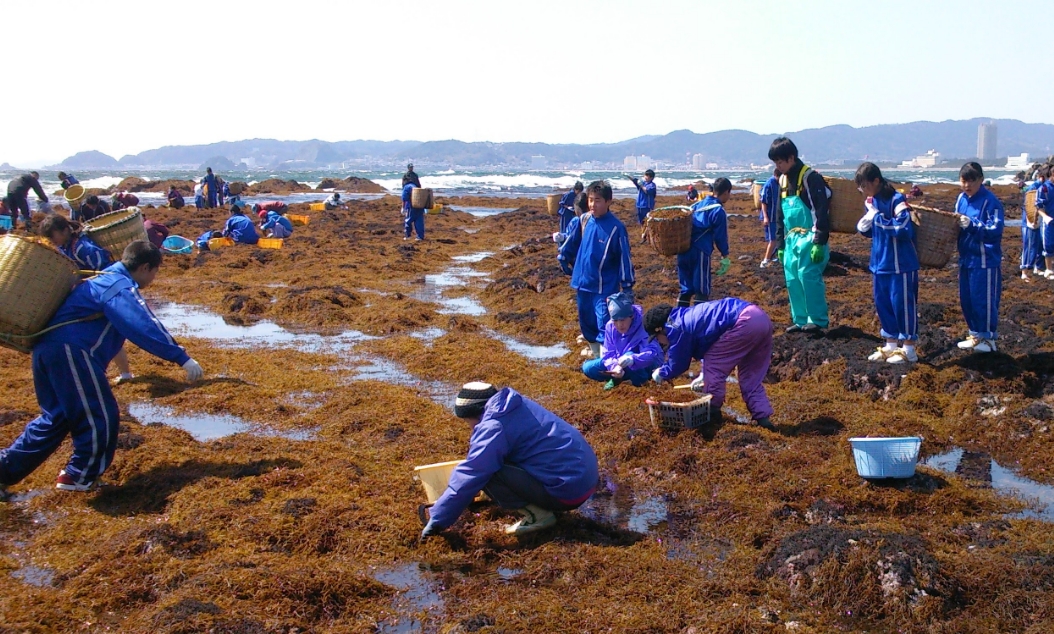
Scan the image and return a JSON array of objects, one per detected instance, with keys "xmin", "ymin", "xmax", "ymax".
[
  {"xmin": 427, "ymin": 204, "xmax": 443, "ymax": 215},
  {"xmin": 258, "ymin": 238, "xmax": 283, "ymax": 249},
  {"xmin": 309, "ymin": 202, "xmax": 326, "ymax": 212},
  {"xmin": 208, "ymin": 237, "xmax": 235, "ymax": 250},
  {"xmin": 287, "ymin": 213, "xmax": 310, "ymax": 226}
]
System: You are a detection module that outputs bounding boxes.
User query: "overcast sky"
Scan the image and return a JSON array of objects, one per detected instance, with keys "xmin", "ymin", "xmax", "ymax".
[{"xmin": 5, "ymin": 0, "xmax": 1042, "ymax": 166}]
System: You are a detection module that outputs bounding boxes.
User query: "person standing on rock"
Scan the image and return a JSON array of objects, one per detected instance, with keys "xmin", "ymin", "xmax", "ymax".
[
  {"xmin": 204, "ymin": 167, "xmax": 218, "ymax": 208},
  {"xmin": 0, "ymin": 241, "xmax": 203, "ymax": 495},
  {"xmin": 1020, "ymin": 166, "xmax": 1046, "ymax": 280},
  {"xmin": 420, "ymin": 382, "xmax": 599, "ymax": 538},
  {"xmin": 557, "ymin": 181, "xmax": 583, "ymax": 234},
  {"xmin": 193, "ymin": 179, "xmax": 205, "ymax": 210},
  {"xmin": 401, "ymin": 181, "xmax": 426, "ymax": 241},
  {"xmin": 769, "ymin": 137, "xmax": 831, "ymax": 333},
  {"xmin": 676, "ymin": 177, "xmax": 732, "ymax": 307},
  {"xmin": 955, "ymin": 162, "xmax": 1004, "ymax": 353},
  {"xmin": 4, "ymin": 171, "xmax": 48, "ymax": 230},
  {"xmin": 402, "ymin": 162, "xmax": 421, "ymax": 188},
  {"xmin": 557, "ymin": 180, "xmax": 635, "ymax": 359},
  {"xmin": 630, "ymin": 169, "xmax": 657, "ymax": 230},
  {"xmin": 855, "ymin": 162, "xmax": 920, "ymax": 364},
  {"xmin": 57, "ymin": 172, "xmax": 79, "ymax": 190},
  {"xmin": 1035, "ymin": 165, "xmax": 1054, "ymax": 280},
  {"xmin": 759, "ymin": 169, "xmax": 780, "ymax": 268},
  {"xmin": 645, "ymin": 298, "xmax": 775, "ymax": 430}
]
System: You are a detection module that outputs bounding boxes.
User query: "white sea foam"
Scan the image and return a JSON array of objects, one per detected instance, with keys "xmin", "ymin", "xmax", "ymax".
[{"xmin": 80, "ymin": 176, "xmax": 126, "ymax": 190}]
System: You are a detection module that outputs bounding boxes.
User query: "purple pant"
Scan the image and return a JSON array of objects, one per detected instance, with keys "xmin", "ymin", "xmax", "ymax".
[{"xmin": 702, "ymin": 304, "xmax": 774, "ymax": 420}]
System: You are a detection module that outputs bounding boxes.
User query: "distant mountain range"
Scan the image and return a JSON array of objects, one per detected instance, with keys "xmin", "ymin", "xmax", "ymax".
[{"xmin": 41, "ymin": 119, "xmax": 1054, "ymax": 170}]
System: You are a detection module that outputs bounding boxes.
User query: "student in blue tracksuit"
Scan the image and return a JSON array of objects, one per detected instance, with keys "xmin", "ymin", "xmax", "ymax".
[
  {"xmin": 1035, "ymin": 166, "xmax": 1054, "ymax": 279},
  {"xmin": 204, "ymin": 167, "xmax": 218, "ymax": 208},
  {"xmin": 40, "ymin": 214, "xmax": 113, "ymax": 272},
  {"xmin": 0, "ymin": 241, "xmax": 203, "ymax": 495},
  {"xmin": 557, "ymin": 180, "xmax": 635, "ymax": 359},
  {"xmin": 645, "ymin": 298, "xmax": 775, "ymax": 430},
  {"xmin": 557, "ymin": 181, "xmax": 583, "ymax": 234},
  {"xmin": 955, "ymin": 162, "xmax": 1004, "ymax": 353},
  {"xmin": 676, "ymin": 177, "xmax": 732, "ymax": 307},
  {"xmin": 854, "ymin": 163, "xmax": 920, "ymax": 364},
  {"xmin": 759, "ymin": 170, "xmax": 780, "ymax": 267},
  {"xmin": 57, "ymin": 172, "xmax": 79, "ymax": 190},
  {"xmin": 630, "ymin": 169, "xmax": 657, "ymax": 226},
  {"xmin": 258, "ymin": 209, "xmax": 293, "ymax": 238},
  {"xmin": 581, "ymin": 292, "xmax": 663, "ymax": 390},
  {"xmin": 401, "ymin": 182, "xmax": 425, "ymax": 240},
  {"xmin": 222, "ymin": 205, "xmax": 259, "ymax": 245},
  {"xmin": 1021, "ymin": 169, "xmax": 1045, "ymax": 279},
  {"xmin": 420, "ymin": 382, "xmax": 599, "ymax": 538}
]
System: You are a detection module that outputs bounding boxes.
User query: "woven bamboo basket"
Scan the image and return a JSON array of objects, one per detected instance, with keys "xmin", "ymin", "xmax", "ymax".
[
  {"xmin": 1024, "ymin": 189, "xmax": 1039, "ymax": 226},
  {"xmin": 913, "ymin": 206, "xmax": 961, "ymax": 269},
  {"xmin": 411, "ymin": 188, "xmax": 434, "ymax": 209},
  {"xmin": 545, "ymin": 194, "xmax": 562, "ymax": 216},
  {"xmin": 83, "ymin": 207, "xmax": 147, "ymax": 258},
  {"xmin": 0, "ymin": 235, "xmax": 80, "ymax": 352},
  {"xmin": 751, "ymin": 181, "xmax": 763, "ymax": 209},
  {"xmin": 826, "ymin": 177, "xmax": 864, "ymax": 234},
  {"xmin": 228, "ymin": 182, "xmax": 244, "ymax": 195},
  {"xmin": 644, "ymin": 206, "xmax": 692, "ymax": 256}
]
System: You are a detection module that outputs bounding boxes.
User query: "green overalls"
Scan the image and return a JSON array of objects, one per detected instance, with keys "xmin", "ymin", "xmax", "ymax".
[{"xmin": 780, "ymin": 166, "xmax": 829, "ymax": 327}]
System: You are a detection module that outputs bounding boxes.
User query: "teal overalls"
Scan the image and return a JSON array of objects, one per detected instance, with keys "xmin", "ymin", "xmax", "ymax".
[{"xmin": 780, "ymin": 166, "xmax": 830, "ymax": 327}]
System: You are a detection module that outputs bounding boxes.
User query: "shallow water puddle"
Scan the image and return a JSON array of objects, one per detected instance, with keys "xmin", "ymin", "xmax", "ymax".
[
  {"xmin": 448, "ymin": 206, "xmax": 519, "ymax": 217},
  {"xmin": 346, "ymin": 356, "xmax": 454, "ymax": 408},
  {"xmin": 483, "ymin": 329, "xmax": 569, "ymax": 362},
  {"xmin": 151, "ymin": 302, "xmax": 376, "ymax": 352},
  {"xmin": 924, "ymin": 448, "xmax": 1054, "ymax": 521},
  {"xmin": 10, "ymin": 565, "xmax": 54, "ymax": 588},
  {"xmin": 579, "ymin": 482, "xmax": 669, "ymax": 534},
  {"xmin": 372, "ymin": 563, "xmax": 445, "ymax": 633},
  {"xmin": 450, "ymin": 251, "xmax": 495, "ymax": 263},
  {"xmin": 128, "ymin": 403, "xmax": 317, "ymax": 442}
]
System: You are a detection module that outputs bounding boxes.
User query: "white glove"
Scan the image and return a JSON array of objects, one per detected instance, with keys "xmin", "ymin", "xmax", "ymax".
[
  {"xmin": 617, "ymin": 354, "xmax": 634, "ymax": 369},
  {"xmin": 958, "ymin": 214, "xmax": 971, "ymax": 229},
  {"xmin": 857, "ymin": 202, "xmax": 879, "ymax": 232},
  {"xmin": 690, "ymin": 374, "xmax": 706, "ymax": 391},
  {"xmin": 609, "ymin": 365, "xmax": 625, "ymax": 378},
  {"xmin": 652, "ymin": 368, "xmax": 664, "ymax": 384},
  {"xmin": 182, "ymin": 358, "xmax": 204, "ymax": 382}
]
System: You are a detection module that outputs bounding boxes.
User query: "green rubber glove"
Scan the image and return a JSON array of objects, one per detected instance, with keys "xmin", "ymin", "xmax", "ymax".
[
  {"xmin": 776, "ymin": 249, "xmax": 784, "ymax": 263},
  {"xmin": 809, "ymin": 244, "xmax": 824, "ymax": 264},
  {"xmin": 715, "ymin": 257, "xmax": 731, "ymax": 276}
]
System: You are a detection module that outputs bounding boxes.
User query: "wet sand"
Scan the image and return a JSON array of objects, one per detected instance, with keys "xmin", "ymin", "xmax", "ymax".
[{"xmin": 2, "ymin": 186, "xmax": 1054, "ymax": 632}]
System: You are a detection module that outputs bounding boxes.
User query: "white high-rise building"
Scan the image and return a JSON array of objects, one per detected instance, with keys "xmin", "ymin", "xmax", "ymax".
[
  {"xmin": 692, "ymin": 153, "xmax": 704, "ymax": 170},
  {"xmin": 636, "ymin": 155, "xmax": 653, "ymax": 171},
  {"xmin": 623, "ymin": 156, "xmax": 637, "ymax": 171},
  {"xmin": 977, "ymin": 122, "xmax": 998, "ymax": 162}
]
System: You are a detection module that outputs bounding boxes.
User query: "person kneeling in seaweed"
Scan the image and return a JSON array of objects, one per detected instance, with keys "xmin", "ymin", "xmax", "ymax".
[
  {"xmin": 421, "ymin": 382, "xmax": 599, "ymax": 538},
  {"xmin": 581, "ymin": 292, "xmax": 662, "ymax": 390},
  {"xmin": 645, "ymin": 298, "xmax": 775, "ymax": 430}
]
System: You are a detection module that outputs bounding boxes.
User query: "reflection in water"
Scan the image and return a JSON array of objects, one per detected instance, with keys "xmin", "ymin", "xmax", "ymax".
[
  {"xmin": 128, "ymin": 402, "xmax": 317, "ymax": 442},
  {"xmin": 925, "ymin": 448, "xmax": 1054, "ymax": 521},
  {"xmin": 372, "ymin": 563, "xmax": 445, "ymax": 634}
]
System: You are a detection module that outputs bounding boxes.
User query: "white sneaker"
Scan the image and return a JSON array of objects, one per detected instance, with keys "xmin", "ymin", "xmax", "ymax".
[
  {"xmin": 868, "ymin": 347, "xmax": 894, "ymax": 362},
  {"xmin": 886, "ymin": 348, "xmax": 918, "ymax": 364},
  {"xmin": 1021, "ymin": 272, "xmax": 1030, "ymax": 281},
  {"xmin": 957, "ymin": 336, "xmax": 980, "ymax": 350},
  {"xmin": 759, "ymin": 259, "xmax": 771, "ymax": 269},
  {"xmin": 972, "ymin": 339, "xmax": 997, "ymax": 353},
  {"xmin": 1036, "ymin": 267, "xmax": 1044, "ymax": 275},
  {"xmin": 580, "ymin": 347, "xmax": 594, "ymax": 358},
  {"xmin": 1044, "ymin": 271, "xmax": 1054, "ymax": 280}
]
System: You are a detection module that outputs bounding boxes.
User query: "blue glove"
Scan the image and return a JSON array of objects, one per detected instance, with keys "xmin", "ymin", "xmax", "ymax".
[
  {"xmin": 559, "ymin": 258, "xmax": 574, "ymax": 276},
  {"xmin": 715, "ymin": 257, "xmax": 731, "ymax": 276},
  {"xmin": 420, "ymin": 519, "xmax": 440, "ymax": 540},
  {"xmin": 809, "ymin": 244, "xmax": 824, "ymax": 264}
]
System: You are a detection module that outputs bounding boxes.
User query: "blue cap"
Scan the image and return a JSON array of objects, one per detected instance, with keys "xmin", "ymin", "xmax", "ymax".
[{"xmin": 606, "ymin": 292, "xmax": 634, "ymax": 320}]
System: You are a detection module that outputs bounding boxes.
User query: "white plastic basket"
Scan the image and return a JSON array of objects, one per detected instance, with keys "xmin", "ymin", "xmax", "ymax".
[{"xmin": 849, "ymin": 437, "xmax": 922, "ymax": 479}]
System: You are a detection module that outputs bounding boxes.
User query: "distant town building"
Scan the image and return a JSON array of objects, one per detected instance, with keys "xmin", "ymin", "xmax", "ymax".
[
  {"xmin": 623, "ymin": 156, "xmax": 637, "ymax": 171},
  {"xmin": 692, "ymin": 153, "xmax": 705, "ymax": 170},
  {"xmin": 636, "ymin": 155, "xmax": 653, "ymax": 171},
  {"xmin": 530, "ymin": 155, "xmax": 547, "ymax": 169},
  {"xmin": 977, "ymin": 122, "xmax": 997, "ymax": 162},
  {"xmin": 898, "ymin": 150, "xmax": 941, "ymax": 168},
  {"xmin": 580, "ymin": 162, "xmax": 593, "ymax": 170},
  {"xmin": 705, "ymin": 162, "xmax": 719, "ymax": 170},
  {"xmin": 1005, "ymin": 153, "xmax": 1030, "ymax": 170}
]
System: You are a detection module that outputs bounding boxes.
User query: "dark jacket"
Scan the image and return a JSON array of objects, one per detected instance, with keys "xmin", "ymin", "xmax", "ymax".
[
  {"xmin": 774, "ymin": 159, "xmax": 830, "ymax": 249},
  {"xmin": 7, "ymin": 174, "xmax": 47, "ymax": 202}
]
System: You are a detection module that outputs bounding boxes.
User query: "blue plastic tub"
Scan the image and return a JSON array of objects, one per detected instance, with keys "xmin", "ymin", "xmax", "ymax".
[
  {"xmin": 0, "ymin": 216, "xmax": 11, "ymax": 230},
  {"xmin": 161, "ymin": 235, "xmax": 194, "ymax": 254},
  {"xmin": 849, "ymin": 436, "xmax": 922, "ymax": 479}
]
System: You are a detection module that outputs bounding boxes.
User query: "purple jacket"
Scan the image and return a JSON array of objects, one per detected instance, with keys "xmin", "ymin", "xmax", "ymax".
[
  {"xmin": 429, "ymin": 388, "xmax": 599, "ymax": 529},
  {"xmin": 656, "ymin": 298, "xmax": 750, "ymax": 381},
  {"xmin": 600, "ymin": 305, "xmax": 663, "ymax": 373}
]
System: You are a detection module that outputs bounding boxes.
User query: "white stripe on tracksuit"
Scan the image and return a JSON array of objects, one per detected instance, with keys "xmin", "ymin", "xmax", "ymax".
[
  {"xmin": 65, "ymin": 345, "xmax": 100, "ymax": 485},
  {"xmin": 80, "ymin": 349, "xmax": 112, "ymax": 479}
]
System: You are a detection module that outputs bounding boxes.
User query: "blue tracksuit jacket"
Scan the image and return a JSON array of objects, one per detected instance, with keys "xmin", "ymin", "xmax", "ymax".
[
  {"xmin": 61, "ymin": 235, "xmax": 113, "ymax": 272},
  {"xmin": 676, "ymin": 196, "xmax": 729, "ymax": 298},
  {"xmin": 761, "ymin": 176, "xmax": 779, "ymax": 221},
  {"xmin": 558, "ymin": 190, "xmax": 577, "ymax": 233},
  {"xmin": 429, "ymin": 388, "xmax": 599, "ymax": 529},
  {"xmin": 955, "ymin": 186, "xmax": 1004, "ymax": 269},
  {"xmin": 656, "ymin": 298, "xmax": 749, "ymax": 381},
  {"xmin": 260, "ymin": 211, "xmax": 293, "ymax": 234},
  {"xmin": 223, "ymin": 214, "xmax": 259, "ymax": 245},
  {"xmin": 557, "ymin": 211, "xmax": 635, "ymax": 295},
  {"xmin": 635, "ymin": 179, "xmax": 656, "ymax": 210},
  {"xmin": 859, "ymin": 191, "xmax": 919, "ymax": 274},
  {"xmin": 599, "ymin": 305, "xmax": 663, "ymax": 373}
]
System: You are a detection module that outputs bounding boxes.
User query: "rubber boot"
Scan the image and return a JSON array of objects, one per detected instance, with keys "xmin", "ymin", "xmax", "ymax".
[{"xmin": 588, "ymin": 342, "xmax": 601, "ymax": 359}]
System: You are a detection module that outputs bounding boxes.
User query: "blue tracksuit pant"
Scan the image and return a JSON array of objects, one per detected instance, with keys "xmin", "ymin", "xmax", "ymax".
[
  {"xmin": 0, "ymin": 343, "xmax": 120, "ymax": 487},
  {"xmin": 636, "ymin": 207, "xmax": 651, "ymax": 225},
  {"xmin": 1022, "ymin": 224, "xmax": 1043, "ymax": 270},
  {"xmin": 576, "ymin": 290, "xmax": 609, "ymax": 345},
  {"xmin": 1042, "ymin": 217, "xmax": 1054, "ymax": 258},
  {"xmin": 404, "ymin": 207, "xmax": 425, "ymax": 239},
  {"xmin": 959, "ymin": 267, "xmax": 1001, "ymax": 340},
  {"xmin": 676, "ymin": 248, "xmax": 712, "ymax": 304},
  {"xmin": 581, "ymin": 359, "xmax": 653, "ymax": 386},
  {"xmin": 873, "ymin": 271, "xmax": 918, "ymax": 341}
]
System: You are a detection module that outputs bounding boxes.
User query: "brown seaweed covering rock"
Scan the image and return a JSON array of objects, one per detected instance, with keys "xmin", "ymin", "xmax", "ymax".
[
  {"xmin": 2, "ymin": 184, "xmax": 1054, "ymax": 632},
  {"xmin": 316, "ymin": 176, "xmax": 386, "ymax": 193},
  {"xmin": 243, "ymin": 179, "xmax": 313, "ymax": 195}
]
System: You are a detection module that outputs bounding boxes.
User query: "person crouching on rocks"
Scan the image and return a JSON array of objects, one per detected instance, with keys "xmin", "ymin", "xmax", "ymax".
[
  {"xmin": 645, "ymin": 299, "xmax": 775, "ymax": 430},
  {"xmin": 855, "ymin": 162, "xmax": 920, "ymax": 365},
  {"xmin": 222, "ymin": 204, "xmax": 259, "ymax": 245},
  {"xmin": 581, "ymin": 292, "xmax": 662, "ymax": 390},
  {"xmin": 259, "ymin": 207, "xmax": 293, "ymax": 238},
  {"xmin": 420, "ymin": 382, "xmax": 599, "ymax": 538}
]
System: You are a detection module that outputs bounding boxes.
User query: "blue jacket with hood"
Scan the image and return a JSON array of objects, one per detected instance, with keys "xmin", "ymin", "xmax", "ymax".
[
  {"xmin": 656, "ymin": 298, "xmax": 750, "ymax": 382},
  {"xmin": 557, "ymin": 211, "xmax": 635, "ymax": 295},
  {"xmin": 428, "ymin": 388, "xmax": 599, "ymax": 529},
  {"xmin": 857, "ymin": 191, "xmax": 919, "ymax": 274},
  {"xmin": 600, "ymin": 305, "xmax": 663, "ymax": 373},
  {"xmin": 955, "ymin": 185, "xmax": 1004, "ymax": 269},
  {"xmin": 61, "ymin": 235, "xmax": 113, "ymax": 272}
]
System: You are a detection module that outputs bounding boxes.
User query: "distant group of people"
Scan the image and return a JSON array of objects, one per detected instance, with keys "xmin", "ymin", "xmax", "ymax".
[{"xmin": 1021, "ymin": 164, "xmax": 1054, "ymax": 282}]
